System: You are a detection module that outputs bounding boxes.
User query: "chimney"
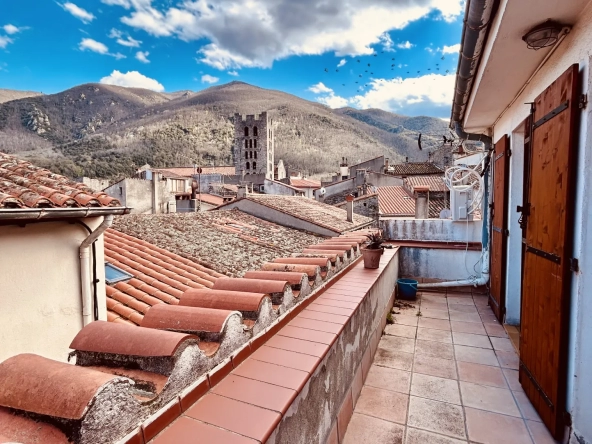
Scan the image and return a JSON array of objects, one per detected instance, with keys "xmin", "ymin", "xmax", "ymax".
[
  {"xmin": 384, "ymin": 157, "xmax": 389, "ymax": 172},
  {"xmin": 355, "ymin": 169, "xmax": 365, "ymax": 187},
  {"xmin": 237, "ymin": 185, "xmax": 247, "ymax": 199},
  {"xmin": 151, "ymin": 172, "xmax": 160, "ymax": 214},
  {"xmin": 405, "ymin": 157, "xmax": 409, "ymax": 163},
  {"xmin": 414, "ymin": 186, "xmax": 429, "ymax": 219},
  {"xmin": 345, "ymin": 194, "xmax": 355, "ymax": 222}
]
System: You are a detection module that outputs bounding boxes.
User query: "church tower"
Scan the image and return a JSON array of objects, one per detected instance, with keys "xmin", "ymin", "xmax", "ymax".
[{"xmin": 234, "ymin": 112, "xmax": 274, "ymax": 180}]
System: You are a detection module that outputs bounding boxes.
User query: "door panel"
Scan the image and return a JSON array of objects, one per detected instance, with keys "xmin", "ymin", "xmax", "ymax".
[
  {"xmin": 520, "ymin": 64, "xmax": 579, "ymax": 439},
  {"xmin": 490, "ymin": 135, "xmax": 510, "ymax": 322}
]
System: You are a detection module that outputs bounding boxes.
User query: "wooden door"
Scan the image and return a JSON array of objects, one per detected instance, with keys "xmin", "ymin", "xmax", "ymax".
[
  {"xmin": 519, "ymin": 64, "xmax": 579, "ymax": 439},
  {"xmin": 489, "ymin": 135, "xmax": 510, "ymax": 322}
]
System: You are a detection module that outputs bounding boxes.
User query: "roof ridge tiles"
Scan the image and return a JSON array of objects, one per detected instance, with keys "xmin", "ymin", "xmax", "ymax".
[{"xmin": 179, "ymin": 289, "xmax": 270, "ymax": 320}]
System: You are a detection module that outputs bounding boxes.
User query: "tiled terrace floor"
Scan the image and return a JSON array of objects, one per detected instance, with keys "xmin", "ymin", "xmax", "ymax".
[{"xmin": 343, "ymin": 289, "xmax": 559, "ymax": 444}]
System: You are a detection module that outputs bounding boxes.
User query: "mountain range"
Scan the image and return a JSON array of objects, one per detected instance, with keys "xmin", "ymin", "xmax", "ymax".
[{"xmin": 0, "ymin": 81, "xmax": 450, "ymax": 179}]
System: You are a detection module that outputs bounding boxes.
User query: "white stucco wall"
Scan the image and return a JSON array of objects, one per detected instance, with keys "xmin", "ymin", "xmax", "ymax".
[
  {"xmin": 485, "ymin": 3, "xmax": 592, "ymax": 440},
  {"xmin": 381, "ymin": 219, "xmax": 483, "ymax": 243},
  {"xmin": 0, "ymin": 218, "xmax": 107, "ymax": 363}
]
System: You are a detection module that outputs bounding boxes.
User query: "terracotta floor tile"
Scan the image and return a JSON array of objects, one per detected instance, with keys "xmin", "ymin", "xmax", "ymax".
[
  {"xmin": 448, "ymin": 304, "xmax": 479, "ymax": 314},
  {"xmin": 365, "ymin": 365, "xmax": 411, "ymax": 394},
  {"xmin": 502, "ymin": 368, "xmax": 522, "ymax": 391},
  {"xmin": 265, "ymin": 335, "xmax": 329, "ymax": 358},
  {"xmin": 278, "ymin": 325, "xmax": 336, "ymax": 345},
  {"xmin": 299, "ymin": 309, "xmax": 349, "ymax": 325},
  {"xmin": 232, "ymin": 359, "xmax": 309, "ymax": 391},
  {"xmin": 495, "ymin": 350, "xmax": 519, "ymax": 369},
  {"xmin": 513, "ymin": 390, "xmax": 542, "ymax": 422},
  {"xmin": 479, "ymin": 313, "xmax": 500, "ymax": 324},
  {"xmin": 446, "ymin": 296, "xmax": 475, "ymax": 306},
  {"xmin": 407, "ymin": 396, "xmax": 466, "ymax": 439},
  {"xmin": 405, "ymin": 427, "xmax": 467, "ymax": 444},
  {"xmin": 394, "ymin": 314, "xmax": 419, "ymax": 326},
  {"xmin": 417, "ymin": 328, "xmax": 452, "ymax": 344},
  {"xmin": 415, "ymin": 339, "xmax": 454, "ymax": 360},
  {"xmin": 251, "ymin": 345, "xmax": 320, "ymax": 373},
  {"xmin": 418, "ymin": 318, "xmax": 451, "ymax": 331},
  {"xmin": 212, "ymin": 375, "xmax": 296, "ymax": 414},
  {"xmin": 314, "ymin": 298, "xmax": 360, "ymax": 310},
  {"xmin": 354, "ymin": 386, "xmax": 409, "ymax": 424},
  {"xmin": 321, "ymin": 293, "xmax": 364, "ymax": 303},
  {"xmin": 384, "ymin": 324, "xmax": 417, "ymax": 339},
  {"xmin": 289, "ymin": 317, "xmax": 343, "ymax": 334},
  {"xmin": 379, "ymin": 335, "xmax": 416, "ymax": 354},
  {"xmin": 456, "ymin": 362, "xmax": 507, "ymax": 388},
  {"xmin": 452, "ymin": 332, "xmax": 492, "ymax": 349},
  {"xmin": 413, "ymin": 354, "xmax": 457, "ymax": 380},
  {"xmin": 448, "ymin": 312, "xmax": 482, "ymax": 323},
  {"xmin": 420, "ymin": 301, "xmax": 449, "ymax": 311},
  {"xmin": 307, "ymin": 303, "xmax": 354, "ymax": 317},
  {"xmin": 490, "ymin": 337, "xmax": 514, "ymax": 352},
  {"xmin": 421, "ymin": 309, "xmax": 450, "ymax": 320},
  {"xmin": 454, "ymin": 345, "xmax": 499, "ymax": 366},
  {"xmin": 152, "ymin": 416, "xmax": 257, "ymax": 444},
  {"xmin": 343, "ymin": 412, "xmax": 404, "ymax": 444},
  {"xmin": 459, "ymin": 381, "xmax": 521, "ymax": 417},
  {"xmin": 185, "ymin": 394, "xmax": 281, "ymax": 442},
  {"xmin": 526, "ymin": 420, "xmax": 557, "ymax": 444},
  {"xmin": 450, "ymin": 321, "xmax": 486, "ymax": 335},
  {"xmin": 410, "ymin": 373, "xmax": 461, "ymax": 405},
  {"xmin": 465, "ymin": 407, "xmax": 532, "ymax": 444},
  {"xmin": 374, "ymin": 349, "xmax": 414, "ymax": 372},
  {"xmin": 484, "ymin": 322, "xmax": 508, "ymax": 338}
]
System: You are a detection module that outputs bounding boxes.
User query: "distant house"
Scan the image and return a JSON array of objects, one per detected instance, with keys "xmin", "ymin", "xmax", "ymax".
[
  {"xmin": 0, "ymin": 152, "xmax": 129, "ymax": 362},
  {"xmin": 386, "ymin": 161, "xmax": 443, "ymax": 177},
  {"xmin": 290, "ymin": 177, "xmax": 320, "ymax": 199},
  {"xmin": 264, "ymin": 179, "xmax": 305, "ymax": 197}
]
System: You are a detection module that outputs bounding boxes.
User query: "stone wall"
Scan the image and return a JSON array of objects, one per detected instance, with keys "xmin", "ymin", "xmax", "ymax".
[{"xmin": 233, "ymin": 112, "xmax": 274, "ymax": 180}]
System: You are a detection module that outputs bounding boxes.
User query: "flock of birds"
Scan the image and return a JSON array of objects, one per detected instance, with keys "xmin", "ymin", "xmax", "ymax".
[{"xmin": 323, "ymin": 51, "xmax": 452, "ymax": 92}]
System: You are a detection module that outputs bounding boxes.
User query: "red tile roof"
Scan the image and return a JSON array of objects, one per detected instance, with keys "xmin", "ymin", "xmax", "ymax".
[
  {"xmin": 196, "ymin": 193, "xmax": 225, "ymax": 206},
  {"xmin": 387, "ymin": 162, "xmax": 443, "ymax": 176},
  {"xmin": 290, "ymin": 178, "xmax": 321, "ymax": 189},
  {"xmin": 0, "ymin": 152, "xmax": 122, "ymax": 209},
  {"xmin": 404, "ymin": 175, "xmax": 448, "ymax": 193},
  {"xmin": 377, "ymin": 186, "xmax": 415, "ymax": 216},
  {"xmin": 153, "ymin": 166, "xmax": 236, "ymax": 177}
]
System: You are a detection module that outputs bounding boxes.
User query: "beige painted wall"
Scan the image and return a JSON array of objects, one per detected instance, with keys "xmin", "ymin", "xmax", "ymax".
[{"xmin": 0, "ymin": 217, "xmax": 107, "ymax": 363}]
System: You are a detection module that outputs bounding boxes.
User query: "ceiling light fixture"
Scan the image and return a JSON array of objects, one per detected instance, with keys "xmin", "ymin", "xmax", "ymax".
[{"xmin": 522, "ymin": 20, "xmax": 569, "ymax": 50}]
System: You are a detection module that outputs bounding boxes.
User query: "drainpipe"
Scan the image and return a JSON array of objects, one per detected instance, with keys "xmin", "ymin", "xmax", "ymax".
[{"xmin": 80, "ymin": 215, "xmax": 113, "ymax": 326}]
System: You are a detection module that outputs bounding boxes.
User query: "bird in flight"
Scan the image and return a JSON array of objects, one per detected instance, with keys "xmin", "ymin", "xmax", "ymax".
[{"xmin": 324, "ymin": 68, "xmax": 328, "ymax": 72}]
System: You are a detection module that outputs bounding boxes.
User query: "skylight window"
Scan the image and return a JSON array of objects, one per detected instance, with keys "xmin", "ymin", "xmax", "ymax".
[{"xmin": 105, "ymin": 263, "xmax": 133, "ymax": 284}]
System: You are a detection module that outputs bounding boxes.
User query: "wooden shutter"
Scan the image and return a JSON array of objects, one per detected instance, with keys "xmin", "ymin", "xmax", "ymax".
[
  {"xmin": 489, "ymin": 135, "xmax": 510, "ymax": 322},
  {"xmin": 520, "ymin": 64, "xmax": 579, "ymax": 439}
]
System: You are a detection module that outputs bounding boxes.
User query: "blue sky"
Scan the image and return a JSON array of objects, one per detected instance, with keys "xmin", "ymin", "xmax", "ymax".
[{"xmin": 0, "ymin": 0, "xmax": 464, "ymax": 118}]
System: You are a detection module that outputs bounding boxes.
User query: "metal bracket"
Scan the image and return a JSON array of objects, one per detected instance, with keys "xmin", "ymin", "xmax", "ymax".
[
  {"xmin": 570, "ymin": 258, "xmax": 580, "ymax": 273},
  {"xmin": 517, "ymin": 204, "xmax": 530, "ymax": 216},
  {"xmin": 579, "ymin": 94, "xmax": 588, "ymax": 109},
  {"xmin": 525, "ymin": 244, "xmax": 561, "ymax": 264},
  {"xmin": 520, "ymin": 363, "xmax": 554, "ymax": 410},
  {"xmin": 533, "ymin": 100, "xmax": 570, "ymax": 129},
  {"xmin": 507, "ymin": 149, "xmax": 512, "ymax": 158}
]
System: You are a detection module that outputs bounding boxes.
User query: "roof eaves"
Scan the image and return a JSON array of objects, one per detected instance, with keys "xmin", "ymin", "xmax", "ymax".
[{"xmin": 0, "ymin": 206, "xmax": 131, "ymax": 220}]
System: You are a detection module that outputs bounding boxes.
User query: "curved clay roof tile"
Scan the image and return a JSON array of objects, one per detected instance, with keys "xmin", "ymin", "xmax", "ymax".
[
  {"xmin": 69, "ymin": 321, "xmax": 198, "ymax": 357},
  {"xmin": 0, "ymin": 406, "xmax": 69, "ymax": 444},
  {"xmin": 0, "ymin": 192, "xmax": 24, "ymax": 208},
  {"xmin": 180, "ymin": 289, "xmax": 268, "ymax": 319},
  {"xmin": 0, "ymin": 354, "xmax": 121, "ymax": 420},
  {"xmin": 260, "ymin": 263, "xmax": 320, "ymax": 279},
  {"xmin": 273, "ymin": 257, "xmax": 331, "ymax": 269},
  {"xmin": 213, "ymin": 278, "xmax": 289, "ymax": 295},
  {"xmin": 243, "ymin": 270, "xmax": 309, "ymax": 287}
]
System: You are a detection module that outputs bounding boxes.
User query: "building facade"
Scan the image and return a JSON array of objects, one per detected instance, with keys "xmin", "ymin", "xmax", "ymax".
[{"xmin": 234, "ymin": 112, "xmax": 274, "ymax": 180}]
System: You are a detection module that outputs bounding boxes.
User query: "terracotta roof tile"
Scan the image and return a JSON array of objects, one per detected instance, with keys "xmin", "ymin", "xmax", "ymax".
[
  {"xmin": 0, "ymin": 152, "xmax": 122, "ymax": 209},
  {"xmin": 0, "ymin": 407, "xmax": 69, "ymax": 444},
  {"xmin": 180, "ymin": 289, "xmax": 269, "ymax": 320},
  {"xmin": 377, "ymin": 186, "xmax": 416, "ymax": 216},
  {"xmin": 153, "ymin": 166, "xmax": 235, "ymax": 177},
  {"xmin": 387, "ymin": 162, "xmax": 444, "ymax": 176},
  {"xmin": 290, "ymin": 178, "xmax": 321, "ymax": 189},
  {"xmin": 404, "ymin": 175, "xmax": 448, "ymax": 193}
]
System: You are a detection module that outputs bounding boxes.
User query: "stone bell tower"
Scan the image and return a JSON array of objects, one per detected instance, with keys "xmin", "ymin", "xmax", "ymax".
[{"xmin": 234, "ymin": 111, "xmax": 274, "ymax": 180}]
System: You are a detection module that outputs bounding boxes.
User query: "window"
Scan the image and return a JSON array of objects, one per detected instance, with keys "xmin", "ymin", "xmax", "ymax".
[
  {"xmin": 105, "ymin": 263, "xmax": 133, "ymax": 284},
  {"xmin": 254, "ymin": 151, "xmax": 257, "ymax": 159},
  {"xmin": 244, "ymin": 127, "xmax": 249, "ymax": 137},
  {"xmin": 254, "ymin": 139, "xmax": 257, "ymax": 149},
  {"xmin": 249, "ymin": 139, "xmax": 253, "ymax": 149},
  {"xmin": 245, "ymin": 140, "xmax": 248, "ymax": 149},
  {"xmin": 252, "ymin": 162, "xmax": 257, "ymax": 170},
  {"xmin": 246, "ymin": 161, "xmax": 250, "ymax": 170},
  {"xmin": 254, "ymin": 126, "xmax": 258, "ymax": 137},
  {"xmin": 250, "ymin": 151, "xmax": 253, "ymax": 159},
  {"xmin": 245, "ymin": 151, "xmax": 249, "ymax": 159}
]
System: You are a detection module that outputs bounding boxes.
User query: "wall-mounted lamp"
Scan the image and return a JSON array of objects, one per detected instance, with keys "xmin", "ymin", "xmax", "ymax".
[{"xmin": 522, "ymin": 20, "xmax": 570, "ymax": 50}]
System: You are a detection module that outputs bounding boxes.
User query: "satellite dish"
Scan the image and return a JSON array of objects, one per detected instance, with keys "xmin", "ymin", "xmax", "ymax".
[{"xmin": 318, "ymin": 187, "xmax": 326, "ymax": 196}]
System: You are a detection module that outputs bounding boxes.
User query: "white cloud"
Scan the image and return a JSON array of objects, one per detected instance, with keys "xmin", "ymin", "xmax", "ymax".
[
  {"xmin": 379, "ymin": 33, "xmax": 395, "ymax": 52},
  {"xmin": 135, "ymin": 50, "xmax": 150, "ymax": 63},
  {"xmin": 227, "ymin": 70, "xmax": 239, "ymax": 76},
  {"xmin": 308, "ymin": 82, "xmax": 333, "ymax": 94},
  {"xmin": 0, "ymin": 36, "xmax": 13, "ymax": 49},
  {"xmin": 109, "ymin": 28, "xmax": 142, "ymax": 47},
  {"xmin": 100, "ymin": 70, "xmax": 165, "ymax": 91},
  {"xmin": 79, "ymin": 38, "xmax": 109, "ymax": 54},
  {"xmin": 79, "ymin": 38, "xmax": 127, "ymax": 59},
  {"xmin": 442, "ymin": 43, "xmax": 460, "ymax": 54},
  {"xmin": 425, "ymin": 47, "xmax": 435, "ymax": 54},
  {"xmin": 350, "ymin": 73, "xmax": 455, "ymax": 115},
  {"xmin": 337, "ymin": 59, "xmax": 347, "ymax": 68},
  {"xmin": 201, "ymin": 74, "xmax": 219, "ymax": 84},
  {"xmin": 60, "ymin": 2, "xmax": 96, "ymax": 24},
  {"xmin": 118, "ymin": 0, "xmax": 464, "ymax": 70},
  {"xmin": 397, "ymin": 41, "xmax": 414, "ymax": 49},
  {"xmin": 101, "ymin": 0, "xmax": 132, "ymax": 8},
  {"xmin": 3, "ymin": 24, "xmax": 22, "ymax": 35}
]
